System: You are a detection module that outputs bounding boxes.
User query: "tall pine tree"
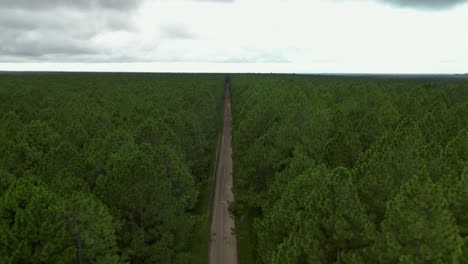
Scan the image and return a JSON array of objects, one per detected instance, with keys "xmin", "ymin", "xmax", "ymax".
[{"xmin": 376, "ymin": 172, "xmax": 462, "ymax": 263}]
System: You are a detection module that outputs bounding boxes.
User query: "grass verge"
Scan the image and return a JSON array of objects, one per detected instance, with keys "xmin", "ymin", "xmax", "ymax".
[
  {"xmin": 189, "ymin": 131, "xmax": 223, "ymax": 263},
  {"xmin": 236, "ymin": 211, "xmax": 257, "ymax": 264}
]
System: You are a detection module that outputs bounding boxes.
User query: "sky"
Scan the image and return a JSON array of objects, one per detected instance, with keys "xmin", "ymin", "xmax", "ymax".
[{"xmin": 1, "ymin": 0, "xmax": 468, "ymax": 73}]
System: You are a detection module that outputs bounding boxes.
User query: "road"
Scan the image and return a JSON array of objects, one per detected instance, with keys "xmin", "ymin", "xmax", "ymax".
[{"xmin": 209, "ymin": 83, "xmax": 237, "ymax": 264}]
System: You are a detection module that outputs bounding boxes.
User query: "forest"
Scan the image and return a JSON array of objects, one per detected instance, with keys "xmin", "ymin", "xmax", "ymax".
[
  {"xmin": 229, "ymin": 74, "xmax": 468, "ymax": 263},
  {"xmin": 0, "ymin": 73, "xmax": 467, "ymax": 264},
  {"xmin": 0, "ymin": 73, "xmax": 224, "ymax": 263}
]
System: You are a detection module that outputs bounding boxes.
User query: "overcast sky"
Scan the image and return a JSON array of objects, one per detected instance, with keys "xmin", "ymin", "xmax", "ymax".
[{"xmin": 1, "ymin": 0, "xmax": 468, "ymax": 73}]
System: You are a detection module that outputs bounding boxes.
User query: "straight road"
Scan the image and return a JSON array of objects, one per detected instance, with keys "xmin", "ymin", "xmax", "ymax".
[{"xmin": 209, "ymin": 83, "xmax": 237, "ymax": 264}]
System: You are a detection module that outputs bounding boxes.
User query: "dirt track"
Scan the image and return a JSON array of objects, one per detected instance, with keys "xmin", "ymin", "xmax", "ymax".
[{"xmin": 209, "ymin": 84, "xmax": 237, "ymax": 264}]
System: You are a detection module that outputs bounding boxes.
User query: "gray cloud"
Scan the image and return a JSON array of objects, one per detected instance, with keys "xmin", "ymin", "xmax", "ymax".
[
  {"xmin": 0, "ymin": 38, "xmax": 95, "ymax": 58},
  {"xmin": 0, "ymin": 9, "xmax": 132, "ymax": 35},
  {"xmin": 0, "ymin": 0, "xmax": 143, "ymax": 11},
  {"xmin": 0, "ymin": 0, "xmax": 140, "ymax": 62},
  {"xmin": 0, "ymin": 0, "xmax": 242, "ymax": 63},
  {"xmin": 377, "ymin": 0, "xmax": 468, "ymax": 9},
  {"xmin": 0, "ymin": 25, "xmax": 98, "ymax": 62},
  {"xmin": 162, "ymin": 24, "xmax": 196, "ymax": 39}
]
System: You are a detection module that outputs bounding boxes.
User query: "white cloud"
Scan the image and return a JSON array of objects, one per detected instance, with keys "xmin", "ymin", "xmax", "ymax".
[{"xmin": 1, "ymin": 0, "xmax": 468, "ymax": 73}]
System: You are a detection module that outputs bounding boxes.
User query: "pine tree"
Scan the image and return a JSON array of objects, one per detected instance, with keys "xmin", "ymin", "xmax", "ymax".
[
  {"xmin": 95, "ymin": 141, "xmax": 195, "ymax": 262},
  {"xmin": 352, "ymin": 117, "xmax": 426, "ymax": 223},
  {"xmin": 460, "ymin": 237, "xmax": 468, "ymax": 264},
  {"xmin": 0, "ymin": 177, "xmax": 74, "ymax": 263},
  {"xmin": 440, "ymin": 164, "xmax": 468, "ymax": 237},
  {"xmin": 0, "ymin": 112, "xmax": 23, "ymax": 175},
  {"xmin": 258, "ymin": 167, "xmax": 371, "ymax": 263},
  {"xmin": 418, "ymin": 112, "xmax": 445, "ymax": 181},
  {"xmin": 61, "ymin": 191, "xmax": 125, "ymax": 264},
  {"xmin": 376, "ymin": 173, "xmax": 462, "ymax": 263},
  {"xmin": 439, "ymin": 130, "xmax": 468, "ymax": 236},
  {"xmin": 0, "ymin": 169, "xmax": 14, "ymax": 196},
  {"xmin": 442, "ymin": 129, "xmax": 468, "ymax": 177},
  {"xmin": 16, "ymin": 120, "xmax": 61, "ymax": 179}
]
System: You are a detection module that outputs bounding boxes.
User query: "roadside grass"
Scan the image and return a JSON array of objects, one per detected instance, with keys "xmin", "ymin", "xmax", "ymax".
[
  {"xmin": 189, "ymin": 176, "xmax": 215, "ymax": 264},
  {"xmin": 189, "ymin": 113, "xmax": 224, "ymax": 263},
  {"xmin": 190, "ymin": 83, "xmax": 226, "ymax": 263},
  {"xmin": 236, "ymin": 211, "xmax": 257, "ymax": 264}
]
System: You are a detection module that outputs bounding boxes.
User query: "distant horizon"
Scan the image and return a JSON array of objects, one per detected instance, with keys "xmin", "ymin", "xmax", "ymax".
[
  {"xmin": 1, "ymin": 63, "xmax": 467, "ymax": 76},
  {"xmin": 1, "ymin": 70, "xmax": 467, "ymax": 76}
]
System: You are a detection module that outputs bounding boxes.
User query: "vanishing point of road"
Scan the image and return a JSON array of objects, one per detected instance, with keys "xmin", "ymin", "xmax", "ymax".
[{"xmin": 209, "ymin": 82, "xmax": 237, "ymax": 264}]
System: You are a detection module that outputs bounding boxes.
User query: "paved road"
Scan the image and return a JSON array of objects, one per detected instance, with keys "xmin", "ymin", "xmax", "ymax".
[{"xmin": 209, "ymin": 84, "xmax": 237, "ymax": 264}]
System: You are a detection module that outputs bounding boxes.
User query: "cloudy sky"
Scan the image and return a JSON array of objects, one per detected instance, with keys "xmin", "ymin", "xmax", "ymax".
[{"xmin": 1, "ymin": 0, "xmax": 468, "ymax": 73}]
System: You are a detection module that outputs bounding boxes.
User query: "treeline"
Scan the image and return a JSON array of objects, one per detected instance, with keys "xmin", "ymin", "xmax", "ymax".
[
  {"xmin": 230, "ymin": 75, "xmax": 467, "ymax": 263},
  {"xmin": 0, "ymin": 73, "xmax": 224, "ymax": 263}
]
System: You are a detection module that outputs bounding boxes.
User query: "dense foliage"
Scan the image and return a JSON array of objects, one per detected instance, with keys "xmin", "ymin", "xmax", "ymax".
[
  {"xmin": 230, "ymin": 75, "xmax": 468, "ymax": 263},
  {"xmin": 0, "ymin": 73, "xmax": 224, "ymax": 263}
]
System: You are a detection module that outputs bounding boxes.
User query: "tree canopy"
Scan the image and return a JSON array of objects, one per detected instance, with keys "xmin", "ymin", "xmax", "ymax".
[
  {"xmin": 230, "ymin": 74, "xmax": 468, "ymax": 263},
  {"xmin": 0, "ymin": 73, "xmax": 224, "ymax": 263}
]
